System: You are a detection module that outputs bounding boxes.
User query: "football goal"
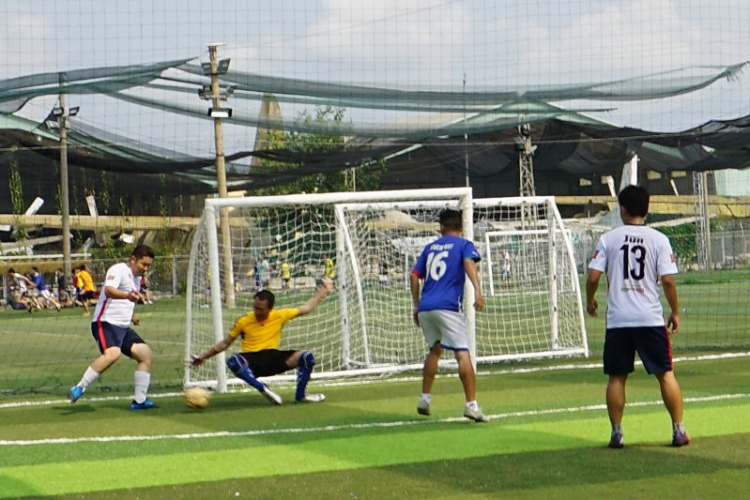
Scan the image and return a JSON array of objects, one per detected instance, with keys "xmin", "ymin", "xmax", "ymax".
[{"xmin": 185, "ymin": 188, "xmax": 587, "ymax": 391}]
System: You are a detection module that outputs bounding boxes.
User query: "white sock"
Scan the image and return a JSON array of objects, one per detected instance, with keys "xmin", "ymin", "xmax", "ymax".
[
  {"xmin": 466, "ymin": 400, "xmax": 478, "ymax": 410},
  {"xmin": 420, "ymin": 393, "xmax": 431, "ymax": 403},
  {"xmin": 77, "ymin": 367, "xmax": 100, "ymax": 389},
  {"xmin": 673, "ymin": 422, "xmax": 686, "ymax": 433},
  {"xmin": 133, "ymin": 371, "xmax": 151, "ymax": 404}
]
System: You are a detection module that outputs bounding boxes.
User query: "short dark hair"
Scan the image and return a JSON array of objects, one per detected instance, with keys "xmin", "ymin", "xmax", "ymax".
[
  {"xmin": 254, "ymin": 289, "xmax": 275, "ymax": 308},
  {"xmin": 78, "ymin": 265, "xmax": 86, "ymax": 271},
  {"xmin": 132, "ymin": 244, "xmax": 155, "ymax": 260},
  {"xmin": 32, "ymin": 267, "xmax": 39, "ymax": 272},
  {"xmin": 8, "ymin": 268, "xmax": 15, "ymax": 274},
  {"xmin": 618, "ymin": 185, "xmax": 650, "ymax": 218},
  {"xmin": 439, "ymin": 209, "xmax": 463, "ymax": 231}
]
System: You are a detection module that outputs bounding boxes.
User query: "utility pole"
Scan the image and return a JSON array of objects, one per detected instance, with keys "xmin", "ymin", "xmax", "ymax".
[
  {"xmin": 59, "ymin": 73, "xmax": 72, "ymax": 289},
  {"xmin": 207, "ymin": 42, "xmax": 235, "ymax": 308},
  {"xmin": 463, "ymin": 73, "xmax": 469, "ymax": 187}
]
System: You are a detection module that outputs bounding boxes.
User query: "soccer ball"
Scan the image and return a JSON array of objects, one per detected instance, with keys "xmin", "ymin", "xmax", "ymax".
[{"xmin": 184, "ymin": 387, "xmax": 211, "ymax": 409}]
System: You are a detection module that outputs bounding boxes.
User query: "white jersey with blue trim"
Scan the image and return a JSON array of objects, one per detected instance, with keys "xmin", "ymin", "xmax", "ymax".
[{"xmin": 92, "ymin": 262, "xmax": 141, "ymax": 327}]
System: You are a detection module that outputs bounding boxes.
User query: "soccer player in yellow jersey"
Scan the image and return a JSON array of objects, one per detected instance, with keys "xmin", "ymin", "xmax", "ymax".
[
  {"xmin": 77, "ymin": 265, "xmax": 97, "ymax": 315},
  {"xmin": 323, "ymin": 256, "xmax": 335, "ymax": 280},
  {"xmin": 280, "ymin": 261, "xmax": 291, "ymax": 289},
  {"xmin": 191, "ymin": 279, "xmax": 334, "ymax": 404}
]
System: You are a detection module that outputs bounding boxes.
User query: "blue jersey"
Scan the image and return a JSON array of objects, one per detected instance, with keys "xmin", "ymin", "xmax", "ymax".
[
  {"xmin": 31, "ymin": 273, "xmax": 47, "ymax": 291},
  {"xmin": 412, "ymin": 235, "xmax": 480, "ymax": 312}
]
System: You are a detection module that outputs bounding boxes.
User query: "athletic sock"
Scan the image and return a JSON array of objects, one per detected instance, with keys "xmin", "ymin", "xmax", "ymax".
[
  {"xmin": 612, "ymin": 424, "xmax": 623, "ymax": 434},
  {"xmin": 673, "ymin": 422, "xmax": 686, "ymax": 434},
  {"xmin": 133, "ymin": 371, "xmax": 151, "ymax": 404},
  {"xmin": 295, "ymin": 351, "xmax": 316, "ymax": 401},
  {"xmin": 77, "ymin": 366, "xmax": 100, "ymax": 390},
  {"xmin": 420, "ymin": 393, "xmax": 432, "ymax": 404},
  {"xmin": 466, "ymin": 400, "xmax": 478, "ymax": 410}
]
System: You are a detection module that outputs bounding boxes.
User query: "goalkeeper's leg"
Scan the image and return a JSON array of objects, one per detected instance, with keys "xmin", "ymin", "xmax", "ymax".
[
  {"xmin": 227, "ymin": 353, "xmax": 282, "ymax": 405},
  {"xmin": 295, "ymin": 351, "xmax": 316, "ymax": 401},
  {"xmin": 227, "ymin": 353, "xmax": 265, "ymax": 392}
]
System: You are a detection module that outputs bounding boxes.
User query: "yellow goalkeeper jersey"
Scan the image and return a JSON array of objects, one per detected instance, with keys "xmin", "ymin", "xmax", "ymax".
[{"xmin": 229, "ymin": 308, "xmax": 299, "ymax": 352}]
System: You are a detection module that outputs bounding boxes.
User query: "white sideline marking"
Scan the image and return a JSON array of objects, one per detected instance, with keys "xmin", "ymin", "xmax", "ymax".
[{"xmin": 0, "ymin": 393, "xmax": 748, "ymax": 447}]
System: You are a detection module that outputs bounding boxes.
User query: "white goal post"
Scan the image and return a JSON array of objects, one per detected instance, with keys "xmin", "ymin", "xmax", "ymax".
[{"xmin": 185, "ymin": 189, "xmax": 587, "ymax": 391}]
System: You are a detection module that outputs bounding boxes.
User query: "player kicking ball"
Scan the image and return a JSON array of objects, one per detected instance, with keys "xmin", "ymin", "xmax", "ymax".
[
  {"xmin": 68, "ymin": 245, "xmax": 157, "ymax": 410},
  {"xmin": 191, "ymin": 279, "xmax": 334, "ymax": 404}
]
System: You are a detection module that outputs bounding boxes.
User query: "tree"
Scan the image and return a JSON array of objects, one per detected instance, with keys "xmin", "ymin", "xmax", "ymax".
[
  {"xmin": 248, "ymin": 106, "xmax": 386, "ymax": 196},
  {"xmin": 243, "ymin": 106, "xmax": 388, "ymax": 276}
]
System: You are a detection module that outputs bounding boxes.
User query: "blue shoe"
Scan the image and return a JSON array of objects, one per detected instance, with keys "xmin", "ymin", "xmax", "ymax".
[
  {"xmin": 68, "ymin": 385, "xmax": 85, "ymax": 403},
  {"xmin": 130, "ymin": 398, "xmax": 158, "ymax": 410},
  {"xmin": 608, "ymin": 431, "xmax": 625, "ymax": 449}
]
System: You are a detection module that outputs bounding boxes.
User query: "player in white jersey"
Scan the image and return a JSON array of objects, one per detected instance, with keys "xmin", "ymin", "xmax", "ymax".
[
  {"xmin": 586, "ymin": 185, "xmax": 688, "ymax": 448},
  {"xmin": 68, "ymin": 245, "xmax": 157, "ymax": 410}
]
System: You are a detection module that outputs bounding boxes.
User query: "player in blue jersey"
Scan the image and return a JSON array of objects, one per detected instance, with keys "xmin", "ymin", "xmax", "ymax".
[
  {"xmin": 30, "ymin": 267, "xmax": 61, "ymax": 311},
  {"xmin": 410, "ymin": 209, "xmax": 487, "ymax": 422}
]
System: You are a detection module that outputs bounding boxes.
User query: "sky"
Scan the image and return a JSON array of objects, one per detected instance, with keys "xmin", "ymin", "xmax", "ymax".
[{"xmin": 1, "ymin": 0, "xmax": 749, "ymax": 160}]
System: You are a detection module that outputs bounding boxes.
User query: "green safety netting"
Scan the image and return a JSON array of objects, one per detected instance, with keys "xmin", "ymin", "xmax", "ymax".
[{"xmin": 0, "ymin": 58, "xmax": 749, "ymax": 193}]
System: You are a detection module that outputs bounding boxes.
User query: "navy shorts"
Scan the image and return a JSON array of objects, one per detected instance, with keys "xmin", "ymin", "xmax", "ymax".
[
  {"xmin": 240, "ymin": 349, "xmax": 296, "ymax": 378},
  {"xmin": 603, "ymin": 326, "xmax": 673, "ymax": 376},
  {"xmin": 91, "ymin": 321, "xmax": 145, "ymax": 358}
]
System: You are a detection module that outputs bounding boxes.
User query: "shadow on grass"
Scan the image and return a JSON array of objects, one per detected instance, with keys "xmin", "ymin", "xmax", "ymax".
[{"xmin": 55, "ymin": 433, "xmax": 750, "ymax": 500}]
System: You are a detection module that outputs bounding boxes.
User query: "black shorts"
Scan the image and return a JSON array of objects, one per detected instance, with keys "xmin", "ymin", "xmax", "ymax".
[
  {"xmin": 603, "ymin": 326, "xmax": 673, "ymax": 376},
  {"xmin": 90, "ymin": 321, "xmax": 145, "ymax": 357},
  {"xmin": 81, "ymin": 291, "xmax": 96, "ymax": 301},
  {"xmin": 240, "ymin": 349, "xmax": 296, "ymax": 378}
]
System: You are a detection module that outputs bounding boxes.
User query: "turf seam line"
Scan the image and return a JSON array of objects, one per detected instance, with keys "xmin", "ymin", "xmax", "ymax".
[{"xmin": 1, "ymin": 392, "xmax": 748, "ymax": 447}]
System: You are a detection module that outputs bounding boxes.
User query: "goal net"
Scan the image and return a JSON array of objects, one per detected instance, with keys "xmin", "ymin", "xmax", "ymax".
[
  {"xmin": 185, "ymin": 189, "xmax": 587, "ymax": 391},
  {"xmin": 473, "ymin": 197, "xmax": 588, "ymax": 362}
]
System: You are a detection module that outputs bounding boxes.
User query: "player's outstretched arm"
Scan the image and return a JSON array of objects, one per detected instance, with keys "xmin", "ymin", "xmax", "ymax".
[
  {"xmin": 463, "ymin": 258, "xmax": 484, "ymax": 311},
  {"xmin": 296, "ymin": 278, "xmax": 334, "ymax": 316},
  {"xmin": 191, "ymin": 334, "xmax": 236, "ymax": 367}
]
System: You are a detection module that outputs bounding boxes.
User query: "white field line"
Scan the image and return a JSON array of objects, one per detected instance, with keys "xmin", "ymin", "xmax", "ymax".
[
  {"xmin": 1, "ymin": 393, "xmax": 748, "ymax": 447},
  {"xmin": 2, "ymin": 350, "xmax": 749, "ymax": 408}
]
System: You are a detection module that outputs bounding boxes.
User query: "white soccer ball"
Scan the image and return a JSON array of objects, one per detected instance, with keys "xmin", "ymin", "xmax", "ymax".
[{"xmin": 184, "ymin": 387, "xmax": 211, "ymax": 410}]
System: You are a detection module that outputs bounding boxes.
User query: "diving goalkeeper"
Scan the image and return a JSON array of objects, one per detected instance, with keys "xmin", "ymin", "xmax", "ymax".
[{"xmin": 190, "ymin": 279, "xmax": 334, "ymax": 405}]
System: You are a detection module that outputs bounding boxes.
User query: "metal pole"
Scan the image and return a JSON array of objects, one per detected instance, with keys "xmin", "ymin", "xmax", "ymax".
[
  {"xmin": 463, "ymin": 73, "xmax": 469, "ymax": 187},
  {"xmin": 702, "ymin": 171, "xmax": 712, "ymax": 270},
  {"xmin": 59, "ymin": 73, "xmax": 72, "ymax": 290},
  {"xmin": 208, "ymin": 43, "xmax": 235, "ymax": 308}
]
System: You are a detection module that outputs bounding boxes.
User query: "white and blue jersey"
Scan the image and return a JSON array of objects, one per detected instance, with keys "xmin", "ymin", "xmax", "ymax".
[{"xmin": 412, "ymin": 235, "xmax": 481, "ymax": 312}]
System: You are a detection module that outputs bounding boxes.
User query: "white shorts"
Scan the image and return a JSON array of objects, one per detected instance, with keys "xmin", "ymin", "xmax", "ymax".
[
  {"xmin": 418, "ymin": 310, "xmax": 469, "ymax": 351},
  {"xmin": 40, "ymin": 289, "xmax": 54, "ymax": 300}
]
